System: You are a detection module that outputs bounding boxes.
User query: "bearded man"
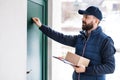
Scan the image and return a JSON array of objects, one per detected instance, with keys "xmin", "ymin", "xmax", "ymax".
[{"xmin": 32, "ymin": 6, "xmax": 116, "ymax": 80}]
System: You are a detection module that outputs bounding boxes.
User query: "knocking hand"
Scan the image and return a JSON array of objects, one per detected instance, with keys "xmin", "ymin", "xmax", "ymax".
[{"xmin": 32, "ymin": 17, "xmax": 42, "ymax": 28}]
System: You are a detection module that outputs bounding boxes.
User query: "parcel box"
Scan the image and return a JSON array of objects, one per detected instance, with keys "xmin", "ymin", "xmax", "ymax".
[{"xmin": 65, "ymin": 52, "xmax": 90, "ymax": 67}]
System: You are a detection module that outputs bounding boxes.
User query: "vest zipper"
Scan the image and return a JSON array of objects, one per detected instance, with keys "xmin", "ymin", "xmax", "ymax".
[
  {"xmin": 82, "ymin": 33, "xmax": 91, "ymax": 56},
  {"xmin": 78, "ymin": 33, "xmax": 91, "ymax": 80}
]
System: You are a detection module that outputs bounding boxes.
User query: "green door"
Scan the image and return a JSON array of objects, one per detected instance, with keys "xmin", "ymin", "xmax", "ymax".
[{"xmin": 27, "ymin": 0, "xmax": 47, "ymax": 80}]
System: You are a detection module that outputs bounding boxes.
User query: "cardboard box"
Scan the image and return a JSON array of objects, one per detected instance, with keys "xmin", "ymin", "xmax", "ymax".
[{"xmin": 65, "ymin": 52, "xmax": 90, "ymax": 67}]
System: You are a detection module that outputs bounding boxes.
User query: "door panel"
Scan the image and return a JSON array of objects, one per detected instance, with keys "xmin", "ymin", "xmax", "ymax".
[{"xmin": 27, "ymin": 0, "xmax": 47, "ymax": 80}]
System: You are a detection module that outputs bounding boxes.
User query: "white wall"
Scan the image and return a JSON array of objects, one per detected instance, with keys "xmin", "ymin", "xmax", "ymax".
[{"xmin": 0, "ymin": 0, "xmax": 27, "ymax": 80}]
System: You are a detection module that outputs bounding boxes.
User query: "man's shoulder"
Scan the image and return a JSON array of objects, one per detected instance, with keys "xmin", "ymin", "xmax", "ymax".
[
  {"xmin": 99, "ymin": 32, "xmax": 110, "ymax": 40},
  {"xmin": 99, "ymin": 32, "xmax": 114, "ymax": 45}
]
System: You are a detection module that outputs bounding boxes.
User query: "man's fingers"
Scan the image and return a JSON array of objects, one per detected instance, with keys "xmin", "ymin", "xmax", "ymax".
[
  {"xmin": 32, "ymin": 17, "xmax": 42, "ymax": 27},
  {"xmin": 79, "ymin": 65, "xmax": 85, "ymax": 68},
  {"xmin": 32, "ymin": 17, "xmax": 38, "ymax": 22}
]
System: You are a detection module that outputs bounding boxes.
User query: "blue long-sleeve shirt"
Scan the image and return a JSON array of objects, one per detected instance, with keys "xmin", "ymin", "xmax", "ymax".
[{"xmin": 39, "ymin": 25, "xmax": 116, "ymax": 80}]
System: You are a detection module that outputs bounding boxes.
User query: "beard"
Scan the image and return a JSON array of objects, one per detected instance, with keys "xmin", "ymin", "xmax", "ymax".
[{"xmin": 82, "ymin": 21, "xmax": 94, "ymax": 31}]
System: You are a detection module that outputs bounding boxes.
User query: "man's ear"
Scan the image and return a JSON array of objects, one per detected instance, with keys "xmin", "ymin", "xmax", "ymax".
[{"xmin": 95, "ymin": 18, "xmax": 100, "ymax": 25}]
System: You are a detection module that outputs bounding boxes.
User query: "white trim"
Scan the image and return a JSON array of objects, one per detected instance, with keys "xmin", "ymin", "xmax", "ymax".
[{"xmin": 48, "ymin": 0, "xmax": 53, "ymax": 80}]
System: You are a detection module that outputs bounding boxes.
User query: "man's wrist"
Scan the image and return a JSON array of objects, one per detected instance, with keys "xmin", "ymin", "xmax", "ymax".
[
  {"xmin": 38, "ymin": 24, "xmax": 42, "ymax": 28},
  {"xmin": 38, "ymin": 24, "xmax": 43, "ymax": 28}
]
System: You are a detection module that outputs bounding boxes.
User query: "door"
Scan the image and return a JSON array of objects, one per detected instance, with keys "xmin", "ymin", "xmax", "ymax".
[{"xmin": 27, "ymin": 0, "xmax": 47, "ymax": 80}]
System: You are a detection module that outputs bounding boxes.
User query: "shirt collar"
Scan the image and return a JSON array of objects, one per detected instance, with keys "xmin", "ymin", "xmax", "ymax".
[{"xmin": 80, "ymin": 26, "xmax": 102, "ymax": 37}]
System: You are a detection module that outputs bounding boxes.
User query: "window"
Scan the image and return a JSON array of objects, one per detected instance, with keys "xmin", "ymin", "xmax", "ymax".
[{"xmin": 51, "ymin": 0, "xmax": 120, "ymax": 80}]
